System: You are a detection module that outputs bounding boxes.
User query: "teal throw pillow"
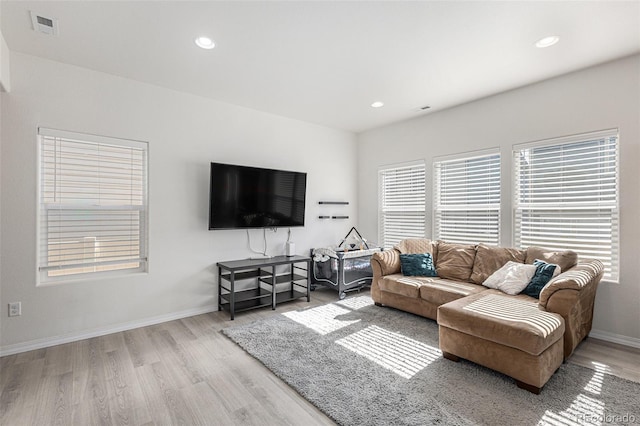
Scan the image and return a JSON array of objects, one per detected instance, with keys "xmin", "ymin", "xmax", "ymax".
[
  {"xmin": 521, "ymin": 259, "xmax": 559, "ymax": 298},
  {"xmin": 400, "ymin": 253, "xmax": 437, "ymax": 277}
]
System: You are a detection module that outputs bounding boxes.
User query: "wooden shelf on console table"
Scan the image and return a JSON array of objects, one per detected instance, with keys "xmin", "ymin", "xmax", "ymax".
[{"xmin": 217, "ymin": 255, "xmax": 311, "ymax": 320}]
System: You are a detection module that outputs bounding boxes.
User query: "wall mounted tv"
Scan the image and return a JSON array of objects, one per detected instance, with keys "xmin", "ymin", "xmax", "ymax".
[{"xmin": 208, "ymin": 162, "xmax": 307, "ymax": 230}]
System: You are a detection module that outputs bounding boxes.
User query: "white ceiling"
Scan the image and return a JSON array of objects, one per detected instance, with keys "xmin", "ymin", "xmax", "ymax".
[{"xmin": 1, "ymin": 1, "xmax": 639, "ymax": 133}]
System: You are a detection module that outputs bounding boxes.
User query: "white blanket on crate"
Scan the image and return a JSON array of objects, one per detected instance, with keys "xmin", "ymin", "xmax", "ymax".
[{"xmin": 312, "ymin": 247, "xmax": 381, "ymax": 262}]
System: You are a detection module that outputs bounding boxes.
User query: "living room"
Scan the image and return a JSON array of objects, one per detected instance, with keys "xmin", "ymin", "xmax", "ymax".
[{"xmin": 1, "ymin": 1, "xmax": 639, "ymax": 425}]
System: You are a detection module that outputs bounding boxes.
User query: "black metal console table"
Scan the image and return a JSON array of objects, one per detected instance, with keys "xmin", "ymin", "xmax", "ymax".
[{"xmin": 217, "ymin": 255, "xmax": 311, "ymax": 320}]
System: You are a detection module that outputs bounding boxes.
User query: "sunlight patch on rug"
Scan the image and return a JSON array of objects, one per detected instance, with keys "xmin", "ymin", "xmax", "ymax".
[
  {"xmin": 583, "ymin": 362, "xmax": 608, "ymax": 395},
  {"xmin": 335, "ymin": 295, "xmax": 375, "ymax": 310},
  {"xmin": 540, "ymin": 365, "xmax": 608, "ymax": 426},
  {"xmin": 282, "ymin": 303, "xmax": 360, "ymax": 335},
  {"xmin": 335, "ymin": 325, "xmax": 441, "ymax": 379}
]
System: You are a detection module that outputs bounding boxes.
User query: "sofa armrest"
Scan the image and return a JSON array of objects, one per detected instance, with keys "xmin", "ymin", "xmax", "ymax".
[
  {"xmin": 539, "ymin": 259, "xmax": 604, "ymax": 309},
  {"xmin": 371, "ymin": 249, "xmax": 401, "ymax": 278},
  {"xmin": 539, "ymin": 259, "xmax": 604, "ymax": 358}
]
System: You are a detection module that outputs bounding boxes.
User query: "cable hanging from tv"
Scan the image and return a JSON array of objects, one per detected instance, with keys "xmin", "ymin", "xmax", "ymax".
[{"xmin": 246, "ymin": 228, "xmax": 269, "ymax": 257}]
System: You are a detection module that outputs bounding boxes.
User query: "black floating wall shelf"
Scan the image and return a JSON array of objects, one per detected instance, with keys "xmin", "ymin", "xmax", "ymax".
[{"xmin": 318, "ymin": 200, "xmax": 349, "ymax": 220}]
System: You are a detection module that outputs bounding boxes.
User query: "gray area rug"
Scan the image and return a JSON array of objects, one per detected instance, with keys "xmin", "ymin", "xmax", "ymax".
[{"xmin": 222, "ymin": 296, "xmax": 639, "ymax": 425}]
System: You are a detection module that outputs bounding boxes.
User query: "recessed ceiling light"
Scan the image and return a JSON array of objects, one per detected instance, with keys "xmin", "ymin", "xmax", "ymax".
[
  {"xmin": 371, "ymin": 101, "xmax": 384, "ymax": 108},
  {"xmin": 195, "ymin": 36, "xmax": 215, "ymax": 50},
  {"xmin": 535, "ymin": 35, "xmax": 559, "ymax": 48}
]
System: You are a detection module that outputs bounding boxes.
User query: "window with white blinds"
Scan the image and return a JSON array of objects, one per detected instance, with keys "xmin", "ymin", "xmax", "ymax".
[
  {"xmin": 514, "ymin": 129, "xmax": 619, "ymax": 281},
  {"xmin": 433, "ymin": 151, "xmax": 501, "ymax": 245},
  {"xmin": 38, "ymin": 128, "xmax": 148, "ymax": 282},
  {"xmin": 378, "ymin": 162, "xmax": 426, "ymax": 249}
]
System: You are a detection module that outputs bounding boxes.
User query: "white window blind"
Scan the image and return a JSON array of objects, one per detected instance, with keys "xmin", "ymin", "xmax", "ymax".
[
  {"xmin": 38, "ymin": 128, "xmax": 148, "ymax": 281},
  {"xmin": 434, "ymin": 151, "xmax": 501, "ymax": 245},
  {"xmin": 378, "ymin": 162, "xmax": 426, "ymax": 249},
  {"xmin": 514, "ymin": 130, "xmax": 619, "ymax": 281}
]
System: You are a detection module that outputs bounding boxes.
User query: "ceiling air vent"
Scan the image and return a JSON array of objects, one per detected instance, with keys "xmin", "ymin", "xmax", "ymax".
[{"xmin": 30, "ymin": 11, "xmax": 58, "ymax": 36}]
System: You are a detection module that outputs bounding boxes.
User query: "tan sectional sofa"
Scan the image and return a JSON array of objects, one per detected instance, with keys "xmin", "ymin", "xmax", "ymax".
[{"xmin": 370, "ymin": 239, "xmax": 604, "ymax": 393}]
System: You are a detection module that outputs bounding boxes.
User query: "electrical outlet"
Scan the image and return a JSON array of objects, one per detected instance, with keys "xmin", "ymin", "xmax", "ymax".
[{"xmin": 8, "ymin": 302, "xmax": 21, "ymax": 317}]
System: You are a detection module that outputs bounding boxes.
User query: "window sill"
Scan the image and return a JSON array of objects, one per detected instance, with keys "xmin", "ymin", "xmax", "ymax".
[{"xmin": 37, "ymin": 270, "xmax": 149, "ymax": 287}]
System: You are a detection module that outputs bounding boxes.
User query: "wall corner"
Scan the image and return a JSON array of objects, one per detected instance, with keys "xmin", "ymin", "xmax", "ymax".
[{"xmin": 0, "ymin": 29, "xmax": 11, "ymax": 93}]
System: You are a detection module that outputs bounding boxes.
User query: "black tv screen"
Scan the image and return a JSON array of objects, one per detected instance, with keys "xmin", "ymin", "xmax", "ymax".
[{"xmin": 209, "ymin": 162, "xmax": 307, "ymax": 229}]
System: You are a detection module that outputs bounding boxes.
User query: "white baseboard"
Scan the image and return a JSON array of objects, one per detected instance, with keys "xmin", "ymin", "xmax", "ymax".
[
  {"xmin": 0, "ymin": 304, "xmax": 218, "ymax": 357},
  {"xmin": 589, "ymin": 329, "xmax": 640, "ymax": 349}
]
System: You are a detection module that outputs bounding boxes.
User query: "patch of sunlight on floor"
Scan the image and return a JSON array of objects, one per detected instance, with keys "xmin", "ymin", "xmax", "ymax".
[
  {"xmin": 335, "ymin": 325, "xmax": 441, "ymax": 379},
  {"xmin": 335, "ymin": 295, "xmax": 374, "ymax": 310},
  {"xmin": 283, "ymin": 304, "xmax": 360, "ymax": 335},
  {"xmin": 583, "ymin": 362, "xmax": 609, "ymax": 395},
  {"xmin": 538, "ymin": 364, "xmax": 608, "ymax": 426}
]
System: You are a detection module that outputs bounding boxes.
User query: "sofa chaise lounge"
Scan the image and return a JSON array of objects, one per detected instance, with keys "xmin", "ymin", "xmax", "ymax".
[{"xmin": 370, "ymin": 239, "xmax": 604, "ymax": 393}]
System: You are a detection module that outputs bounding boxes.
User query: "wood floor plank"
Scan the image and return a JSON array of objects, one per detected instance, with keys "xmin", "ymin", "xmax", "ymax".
[
  {"xmin": 0, "ymin": 358, "xmax": 45, "ymax": 425},
  {"xmin": 71, "ymin": 339, "xmax": 90, "ymax": 407},
  {"xmin": 123, "ymin": 327, "xmax": 161, "ymax": 368},
  {"xmin": 52, "ymin": 372, "xmax": 74, "ymax": 426},
  {"xmin": 180, "ymin": 380, "xmax": 236, "ymax": 425},
  {"xmin": 14, "ymin": 348, "xmax": 46, "ymax": 365},
  {"xmin": 203, "ymin": 372, "xmax": 262, "ymax": 425},
  {"xmin": 86, "ymin": 337, "xmax": 114, "ymax": 425},
  {"xmin": 147, "ymin": 329, "xmax": 202, "ymax": 389},
  {"xmin": 135, "ymin": 363, "xmax": 176, "ymax": 425},
  {"xmin": 569, "ymin": 338, "xmax": 640, "ymax": 383},
  {"xmin": 0, "ymin": 354, "xmax": 16, "ymax": 370},
  {"xmin": 179, "ymin": 314, "xmax": 219, "ymax": 339},
  {"xmin": 0, "ymin": 287, "xmax": 637, "ymax": 425},
  {"xmin": 71, "ymin": 399, "xmax": 93, "ymax": 426},
  {"xmin": 110, "ymin": 340, "xmax": 154, "ymax": 425},
  {"xmin": 159, "ymin": 319, "xmax": 199, "ymax": 344},
  {"xmin": 43, "ymin": 342, "xmax": 74, "ymax": 377},
  {"xmin": 138, "ymin": 361, "xmax": 202, "ymax": 425},
  {"xmin": 0, "ymin": 361, "xmax": 27, "ymax": 423},
  {"xmin": 29, "ymin": 371, "xmax": 73, "ymax": 426},
  {"xmin": 99, "ymin": 332, "xmax": 127, "ymax": 354},
  {"xmin": 105, "ymin": 349, "xmax": 145, "ymax": 426}
]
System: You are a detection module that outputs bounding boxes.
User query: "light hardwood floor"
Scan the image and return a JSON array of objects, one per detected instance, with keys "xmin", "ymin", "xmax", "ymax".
[{"xmin": 1, "ymin": 287, "xmax": 639, "ymax": 425}]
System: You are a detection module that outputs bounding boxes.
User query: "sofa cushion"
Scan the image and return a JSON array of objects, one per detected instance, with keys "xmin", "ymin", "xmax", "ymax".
[
  {"xmin": 470, "ymin": 244, "xmax": 526, "ymax": 284},
  {"xmin": 378, "ymin": 274, "xmax": 435, "ymax": 298},
  {"xmin": 419, "ymin": 278, "xmax": 486, "ymax": 306},
  {"xmin": 525, "ymin": 246, "xmax": 578, "ymax": 272},
  {"xmin": 435, "ymin": 242, "xmax": 476, "ymax": 282},
  {"xmin": 394, "ymin": 239, "xmax": 438, "ymax": 262},
  {"xmin": 400, "ymin": 253, "xmax": 437, "ymax": 277},
  {"xmin": 482, "ymin": 261, "xmax": 538, "ymax": 295},
  {"xmin": 521, "ymin": 260, "xmax": 561, "ymax": 299},
  {"xmin": 437, "ymin": 290, "xmax": 565, "ymax": 356}
]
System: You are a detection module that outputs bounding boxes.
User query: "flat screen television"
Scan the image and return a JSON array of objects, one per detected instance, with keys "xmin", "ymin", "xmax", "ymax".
[{"xmin": 209, "ymin": 162, "xmax": 307, "ymax": 230}]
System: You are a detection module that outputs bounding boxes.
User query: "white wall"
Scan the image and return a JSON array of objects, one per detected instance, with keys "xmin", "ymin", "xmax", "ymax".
[
  {"xmin": 0, "ymin": 29, "xmax": 10, "ymax": 92},
  {"xmin": 357, "ymin": 55, "xmax": 640, "ymax": 344},
  {"xmin": 0, "ymin": 24, "xmax": 6, "ymax": 343},
  {"xmin": 0, "ymin": 52, "xmax": 358, "ymax": 352}
]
